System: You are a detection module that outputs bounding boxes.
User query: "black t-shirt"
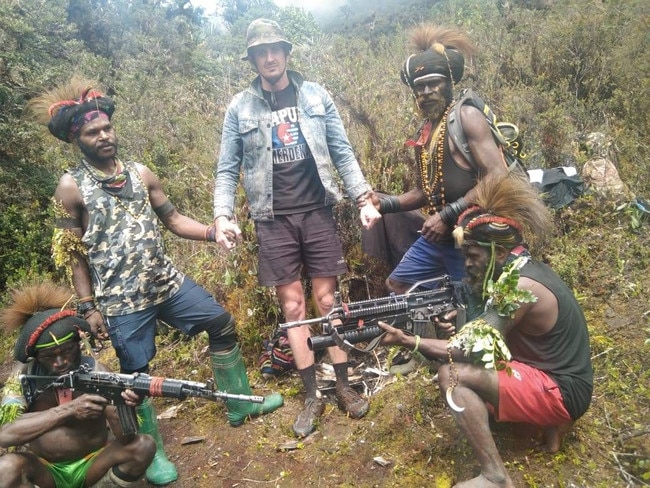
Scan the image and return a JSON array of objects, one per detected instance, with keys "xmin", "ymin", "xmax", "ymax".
[{"xmin": 263, "ymin": 85, "xmax": 325, "ymax": 214}]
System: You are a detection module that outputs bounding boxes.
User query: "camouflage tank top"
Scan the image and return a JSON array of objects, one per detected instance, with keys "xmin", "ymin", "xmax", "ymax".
[{"xmin": 68, "ymin": 159, "xmax": 183, "ymax": 316}]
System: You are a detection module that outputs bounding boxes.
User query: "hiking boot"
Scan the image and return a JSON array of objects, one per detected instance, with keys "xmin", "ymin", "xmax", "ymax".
[
  {"xmin": 292, "ymin": 397, "xmax": 325, "ymax": 438},
  {"xmin": 336, "ymin": 385, "xmax": 369, "ymax": 419}
]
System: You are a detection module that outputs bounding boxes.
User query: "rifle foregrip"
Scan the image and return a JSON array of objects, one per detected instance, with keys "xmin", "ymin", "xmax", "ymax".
[{"xmin": 307, "ymin": 325, "xmax": 382, "ymax": 351}]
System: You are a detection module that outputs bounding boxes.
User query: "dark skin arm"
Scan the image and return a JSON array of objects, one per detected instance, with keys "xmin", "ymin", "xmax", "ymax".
[
  {"xmin": 0, "ymin": 362, "xmax": 143, "ymax": 450},
  {"xmin": 54, "ymin": 174, "xmax": 108, "ymax": 340},
  {"xmin": 140, "ymin": 163, "xmax": 213, "ymax": 240}
]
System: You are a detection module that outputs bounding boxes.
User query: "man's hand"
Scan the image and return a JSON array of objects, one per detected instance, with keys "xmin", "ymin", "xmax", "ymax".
[
  {"xmin": 433, "ymin": 310, "xmax": 457, "ymax": 339},
  {"xmin": 69, "ymin": 394, "xmax": 108, "ymax": 420},
  {"xmin": 377, "ymin": 321, "xmax": 409, "ymax": 346},
  {"xmin": 121, "ymin": 388, "xmax": 145, "ymax": 408},
  {"xmin": 420, "ymin": 213, "xmax": 448, "ymax": 243},
  {"xmin": 359, "ymin": 203, "xmax": 382, "ymax": 230},
  {"xmin": 214, "ymin": 216, "xmax": 242, "ymax": 250},
  {"xmin": 86, "ymin": 311, "xmax": 108, "ymax": 341}
]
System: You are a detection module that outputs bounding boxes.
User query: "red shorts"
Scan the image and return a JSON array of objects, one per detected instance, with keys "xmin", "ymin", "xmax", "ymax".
[{"xmin": 489, "ymin": 361, "xmax": 572, "ymax": 426}]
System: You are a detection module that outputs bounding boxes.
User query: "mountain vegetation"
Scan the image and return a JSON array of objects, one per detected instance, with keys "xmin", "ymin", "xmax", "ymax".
[{"xmin": 0, "ymin": 0, "xmax": 648, "ymax": 486}]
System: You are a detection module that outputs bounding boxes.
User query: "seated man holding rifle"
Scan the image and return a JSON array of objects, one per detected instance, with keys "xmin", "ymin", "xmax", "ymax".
[
  {"xmin": 0, "ymin": 282, "xmax": 155, "ymax": 488},
  {"xmin": 378, "ymin": 173, "xmax": 593, "ymax": 487}
]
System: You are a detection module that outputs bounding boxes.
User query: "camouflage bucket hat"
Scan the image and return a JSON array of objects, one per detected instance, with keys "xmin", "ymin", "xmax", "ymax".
[{"xmin": 241, "ymin": 18, "xmax": 293, "ymax": 60}]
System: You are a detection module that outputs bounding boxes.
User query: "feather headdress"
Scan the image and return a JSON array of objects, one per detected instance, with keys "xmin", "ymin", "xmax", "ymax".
[
  {"xmin": 1, "ymin": 282, "xmax": 91, "ymax": 362},
  {"xmin": 26, "ymin": 75, "xmax": 115, "ymax": 142},
  {"xmin": 407, "ymin": 24, "xmax": 476, "ymax": 58},
  {"xmin": 1, "ymin": 282, "xmax": 74, "ymax": 331},
  {"xmin": 401, "ymin": 24, "xmax": 476, "ymax": 87},
  {"xmin": 453, "ymin": 172, "xmax": 553, "ymax": 252}
]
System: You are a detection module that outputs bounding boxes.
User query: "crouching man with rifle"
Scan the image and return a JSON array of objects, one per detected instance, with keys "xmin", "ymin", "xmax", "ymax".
[
  {"xmin": 0, "ymin": 282, "xmax": 156, "ymax": 488},
  {"xmin": 379, "ymin": 174, "xmax": 593, "ymax": 488}
]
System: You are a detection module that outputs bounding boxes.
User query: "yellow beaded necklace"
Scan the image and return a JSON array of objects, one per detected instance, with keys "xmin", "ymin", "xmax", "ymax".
[{"xmin": 418, "ymin": 107, "xmax": 449, "ymax": 215}]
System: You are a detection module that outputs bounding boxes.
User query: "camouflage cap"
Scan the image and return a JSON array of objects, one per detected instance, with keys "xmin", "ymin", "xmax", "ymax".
[{"xmin": 241, "ymin": 18, "xmax": 293, "ymax": 61}]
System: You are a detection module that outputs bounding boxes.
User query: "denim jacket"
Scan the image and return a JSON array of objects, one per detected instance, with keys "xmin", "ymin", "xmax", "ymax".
[{"xmin": 214, "ymin": 70, "xmax": 371, "ymax": 221}]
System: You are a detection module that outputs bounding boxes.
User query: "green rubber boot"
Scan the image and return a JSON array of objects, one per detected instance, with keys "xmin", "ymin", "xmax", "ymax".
[
  {"xmin": 210, "ymin": 344, "xmax": 284, "ymax": 426},
  {"xmin": 136, "ymin": 398, "xmax": 178, "ymax": 485}
]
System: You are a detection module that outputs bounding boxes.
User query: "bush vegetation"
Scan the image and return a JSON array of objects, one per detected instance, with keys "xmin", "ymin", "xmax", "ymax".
[{"xmin": 0, "ymin": 0, "xmax": 648, "ymax": 484}]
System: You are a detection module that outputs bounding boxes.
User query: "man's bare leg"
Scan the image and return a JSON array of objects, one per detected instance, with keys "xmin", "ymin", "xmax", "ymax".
[{"xmin": 438, "ymin": 364, "xmax": 515, "ymax": 488}]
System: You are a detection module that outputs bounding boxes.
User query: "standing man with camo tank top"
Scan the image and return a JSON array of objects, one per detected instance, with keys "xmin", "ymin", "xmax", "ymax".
[{"xmin": 28, "ymin": 76, "xmax": 283, "ymax": 486}]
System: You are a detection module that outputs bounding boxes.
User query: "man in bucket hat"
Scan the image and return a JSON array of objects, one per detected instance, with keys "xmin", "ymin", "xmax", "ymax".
[{"xmin": 213, "ymin": 18, "xmax": 382, "ymax": 438}]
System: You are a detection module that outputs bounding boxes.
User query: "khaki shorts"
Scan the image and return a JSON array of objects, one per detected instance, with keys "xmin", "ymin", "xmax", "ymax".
[{"xmin": 255, "ymin": 206, "xmax": 347, "ymax": 286}]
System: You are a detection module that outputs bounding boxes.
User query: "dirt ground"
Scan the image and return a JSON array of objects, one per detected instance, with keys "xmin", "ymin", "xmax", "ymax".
[
  {"xmin": 1, "ymin": 254, "xmax": 648, "ymax": 487},
  {"xmin": 109, "ymin": 290, "xmax": 648, "ymax": 488}
]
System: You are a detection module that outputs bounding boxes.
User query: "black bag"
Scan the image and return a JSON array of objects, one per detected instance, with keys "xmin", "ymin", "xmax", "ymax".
[{"xmin": 527, "ymin": 166, "xmax": 585, "ymax": 209}]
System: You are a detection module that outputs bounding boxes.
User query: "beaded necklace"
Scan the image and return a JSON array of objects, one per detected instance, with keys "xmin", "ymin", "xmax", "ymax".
[
  {"xmin": 418, "ymin": 107, "xmax": 450, "ymax": 215},
  {"xmin": 82, "ymin": 159, "xmax": 150, "ymax": 220}
]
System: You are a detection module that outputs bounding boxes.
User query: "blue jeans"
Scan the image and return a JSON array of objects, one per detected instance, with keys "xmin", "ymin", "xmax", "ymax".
[
  {"xmin": 105, "ymin": 278, "xmax": 226, "ymax": 371},
  {"xmin": 389, "ymin": 236, "xmax": 466, "ymax": 289}
]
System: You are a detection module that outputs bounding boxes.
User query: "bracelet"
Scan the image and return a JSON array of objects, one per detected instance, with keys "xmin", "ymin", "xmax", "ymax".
[
  {"xmin": 379, "ymin": 195, "xmax": 402, "ymax": 215},
  {"xmin": 77, "ymin": 300, "xmax": 96, "ymax": 315},
  {"xmin": 83, "ymin": 308, "xmax": 99, "ymax": 319},
  {"xmin": 412, "ymin": 335, "xmax": 421, "ymax": 354},
  {"xmin": 78, "ymin": 296, "xmax": 94, "ymax": 303},
  {"xmin": 440, "ymin": 197, "xmax": 469, "ymax": 227},
  {"xmin": 205, "ymin": 224, "xmax": 217, "ymax": 242}
]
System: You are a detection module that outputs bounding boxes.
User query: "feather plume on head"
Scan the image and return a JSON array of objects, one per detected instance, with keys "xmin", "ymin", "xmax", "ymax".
[
  {"xmin": 1, "ymin": 282, "xmax": 91, "ymax": 363},
  {"xmin": 401, "ymin": 24, "xmax": 476, "ymax": 88},
  {"xmin": 453, "ymin": 172, "xmax": 554, "ymax": 253},
  {"xmin": 26, "ymin": 75, "xmax": 115, "ymax": 143}
]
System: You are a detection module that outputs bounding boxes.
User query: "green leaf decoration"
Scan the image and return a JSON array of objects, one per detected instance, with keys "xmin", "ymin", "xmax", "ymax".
[
  {"xmin": 485, "ymin": 257, "xmax": 537, "ymax": 318},
  {"xmin": 448, "ymin": 318, "xmax": 512, "ymax": 370},
  {"xmin": 0, "ymin": 375, "xmax": 26, "ymax": 426}
]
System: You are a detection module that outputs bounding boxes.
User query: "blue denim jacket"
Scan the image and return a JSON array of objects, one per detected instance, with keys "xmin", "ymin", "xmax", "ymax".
[{"xmin": 213, "ymin": 70, "xmax": 371, "ymax": 221}]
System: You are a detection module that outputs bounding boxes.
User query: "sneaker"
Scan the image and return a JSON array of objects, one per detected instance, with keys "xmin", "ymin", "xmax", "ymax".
[
  {"xmin": 336, "ymin": 385, "xmax": 369, "ymax": 419},
  {"xmin": 292, "ymin": 397, "xmax": 325, "ymax": 438}
]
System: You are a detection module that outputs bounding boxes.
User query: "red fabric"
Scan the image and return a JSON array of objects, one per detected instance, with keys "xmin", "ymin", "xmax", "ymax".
[{"xmin": 489, "ymin": 360, "xmax": 571, "ymax": 426}]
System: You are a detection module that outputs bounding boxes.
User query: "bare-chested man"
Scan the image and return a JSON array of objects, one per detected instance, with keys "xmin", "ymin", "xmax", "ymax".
[{"xmin": 0, "ymin": 283, "xmax": 155, "ymax": 488}]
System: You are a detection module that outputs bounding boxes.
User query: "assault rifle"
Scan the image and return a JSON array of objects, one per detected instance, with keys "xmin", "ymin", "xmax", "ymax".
[
  {"xmin": 280, "ymin": 275, "xmax": 466, "ymax": 353},
  {"xmin": 19, "ymin": 364, "xmax": 264, "ymax": 435}
]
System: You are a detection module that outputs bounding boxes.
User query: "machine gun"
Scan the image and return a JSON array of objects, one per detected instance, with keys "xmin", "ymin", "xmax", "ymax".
[
  {"xmin": 19, "ymin": 364, "xmax": 264, "ymax": 435},
  {"xmin": 280, "ymin": 275, "xmax": 466, "ymax": 353}
]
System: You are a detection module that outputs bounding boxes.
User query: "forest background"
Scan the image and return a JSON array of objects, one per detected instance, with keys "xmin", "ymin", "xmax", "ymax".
[{"xmin": 0, "ymin": 0, "xmax": 648, "ymax": 486}]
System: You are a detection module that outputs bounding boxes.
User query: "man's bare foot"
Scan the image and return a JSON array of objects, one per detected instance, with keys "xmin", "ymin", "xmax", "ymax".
[
  {"xmin": 541, "ymin": 421, "xmax": 574, "ymax": 453},
  {"xmin": 454, "ymin": 473, "xmax": 515, "ymax": 488}
]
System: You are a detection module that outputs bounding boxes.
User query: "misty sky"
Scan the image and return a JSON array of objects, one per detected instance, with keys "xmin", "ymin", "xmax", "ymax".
[{"xmin": 190, "ymin": 0, "xmax": 348, "ymax": 20}]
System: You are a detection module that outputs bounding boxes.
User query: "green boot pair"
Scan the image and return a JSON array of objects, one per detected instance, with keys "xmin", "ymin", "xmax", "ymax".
[
  {"xmin": 136, "ymin": 398, "xmax": 178, "ymax": 485},
  {"xmin": 210, "ymin": 344, "xmax": 284, "ymax": 426}
]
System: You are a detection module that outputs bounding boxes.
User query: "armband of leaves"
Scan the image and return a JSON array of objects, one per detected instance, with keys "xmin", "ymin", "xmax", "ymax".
[
  {"xmin": 483, "ymin": 256, "xmax": 537, "ymax": 318},
  {"xmin": 0, "ymin": 375, "xmax": 26, "ymax": 427},
  {"xmin": 52, "ymin": 199, "xmax": 87, "ymax": 275},
  {"xmin": 447, "ymin": 316, "xmax": 512, "ymax": 370}
]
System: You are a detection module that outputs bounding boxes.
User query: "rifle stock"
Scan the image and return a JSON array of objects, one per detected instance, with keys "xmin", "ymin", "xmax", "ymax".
[
  {"xmin": 20, "ymin": 366, "xmax": 264, "ymax": 435},
  {"xmin": 280, "ymin": 276, "xmax": 466, "ymax": 353}
]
